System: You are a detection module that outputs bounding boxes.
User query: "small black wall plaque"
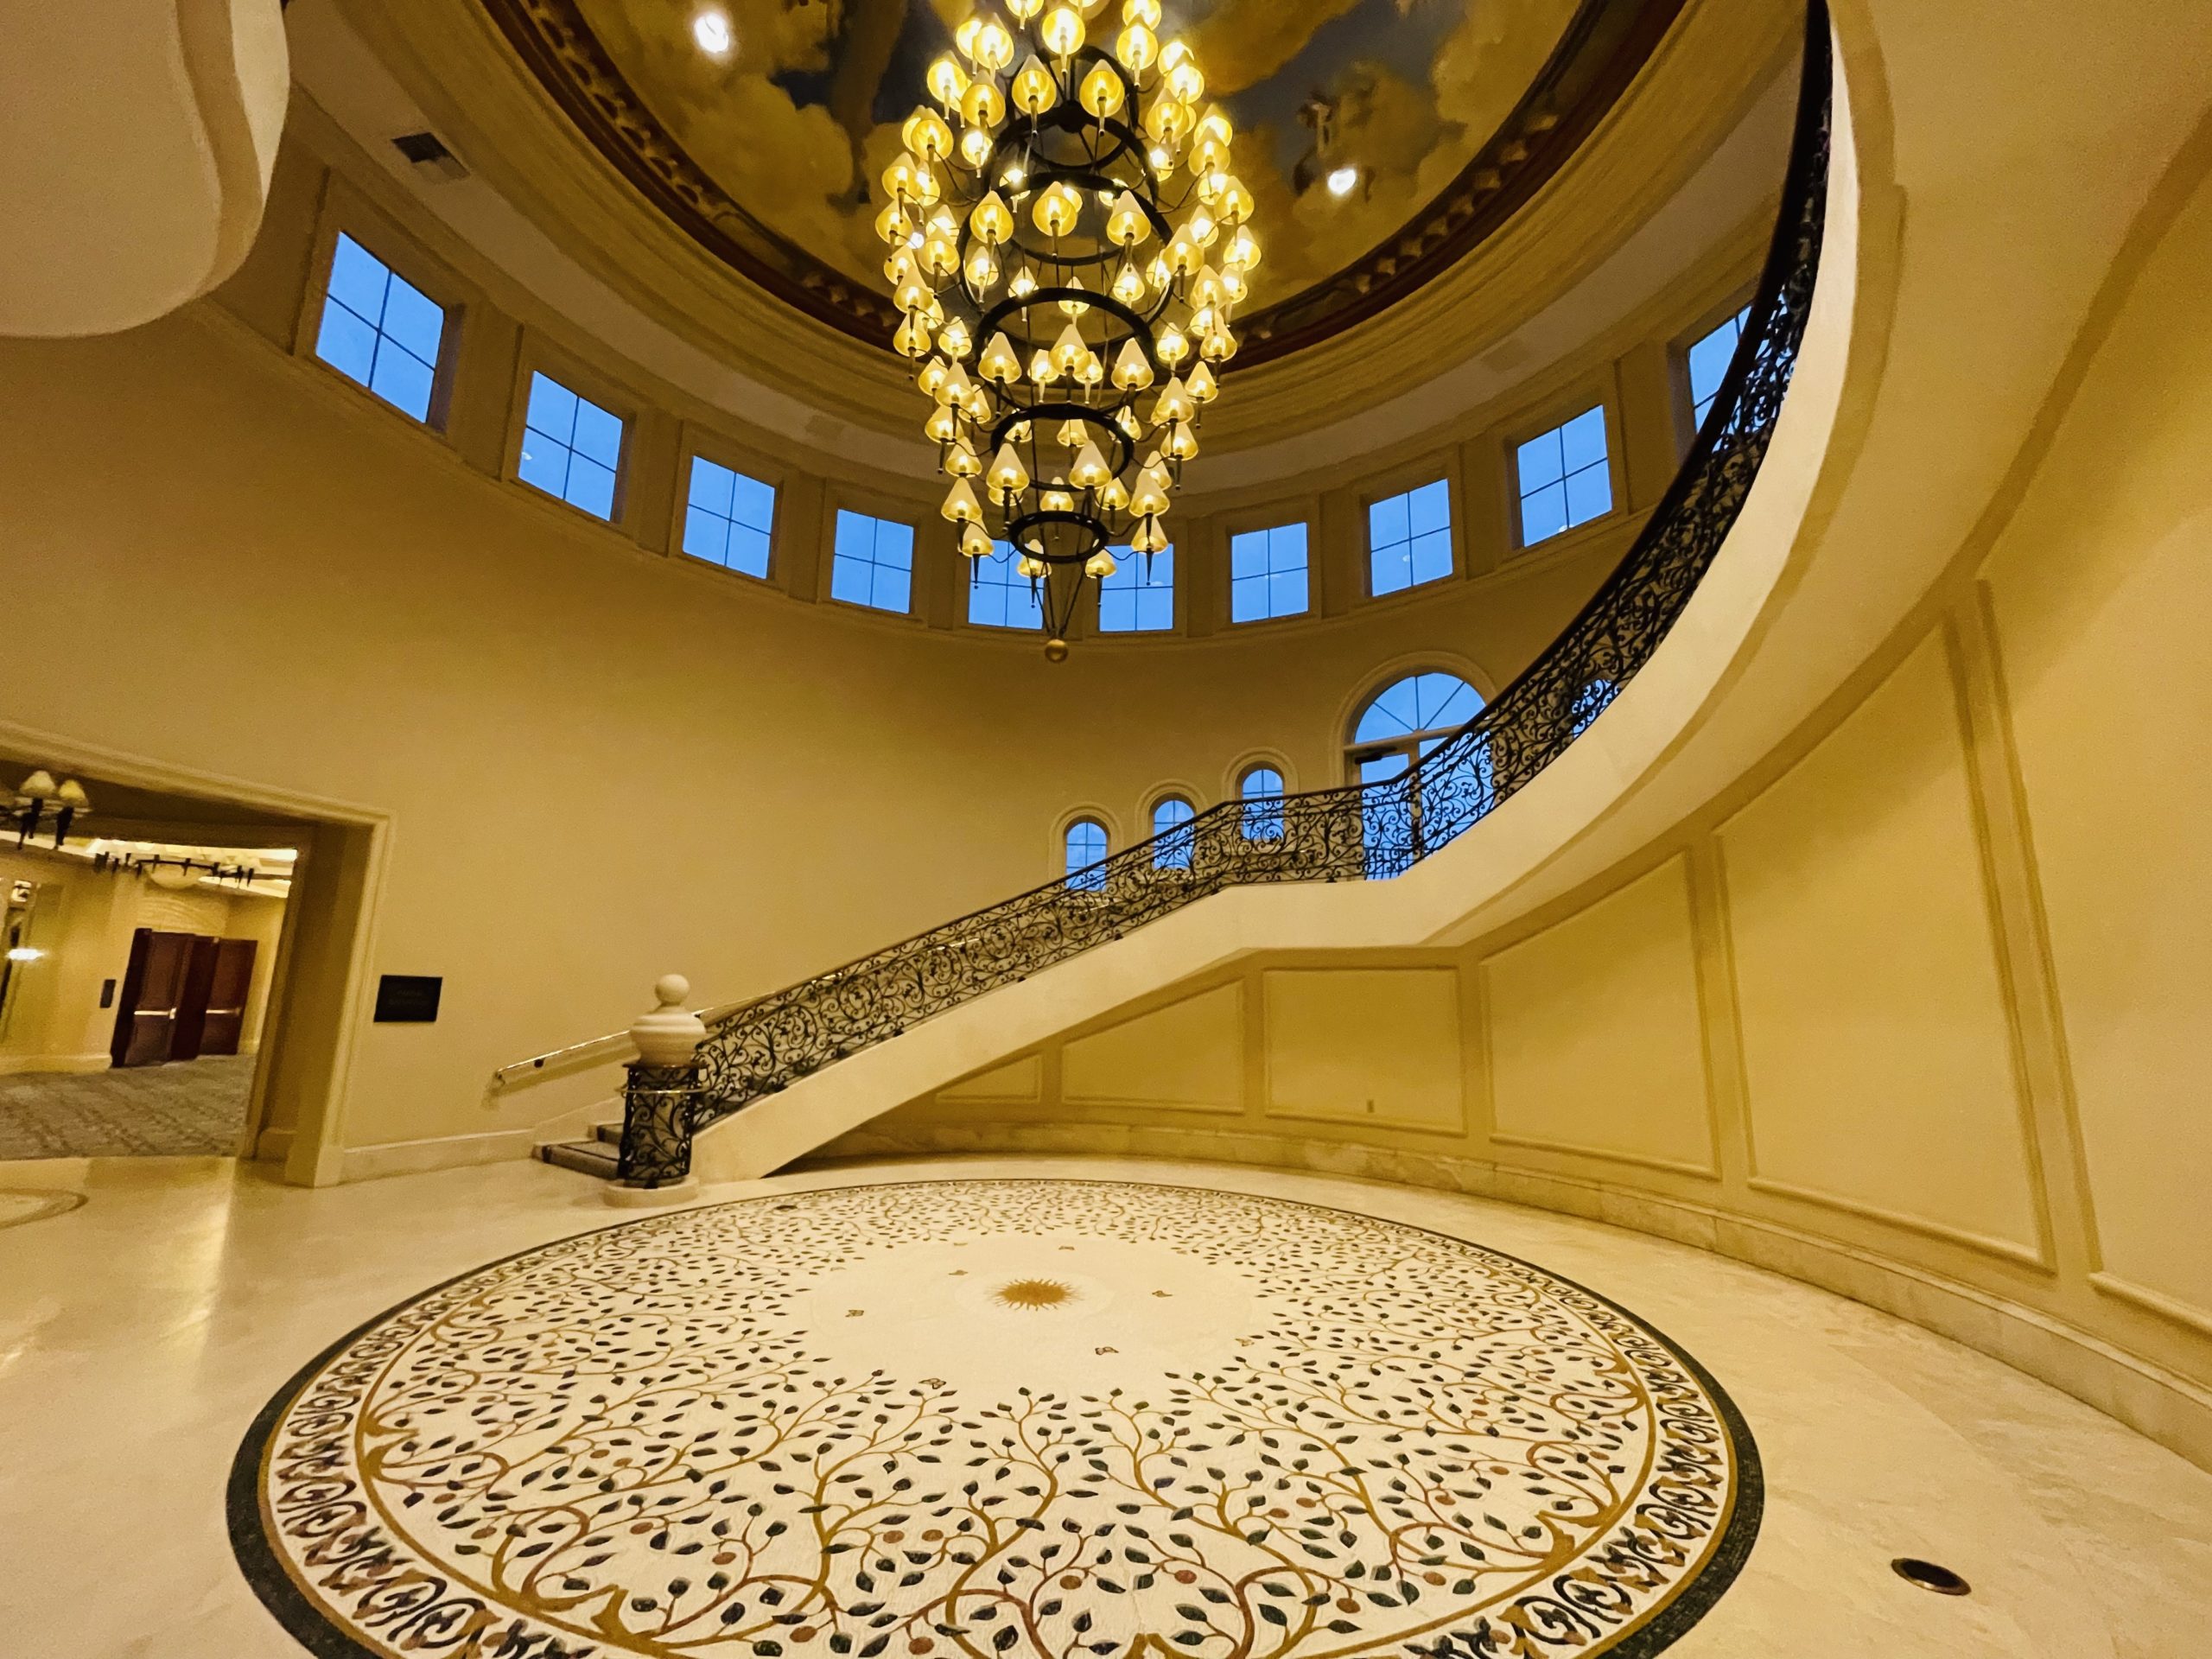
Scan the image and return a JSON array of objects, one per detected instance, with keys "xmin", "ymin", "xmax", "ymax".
[
  {"xmin": 99, "ymin": 978, "xmax": 117, "ymax": 1009},
  {"xmin": 374, "ymin": 975, "xmax": 442, "ymax": 1023}
]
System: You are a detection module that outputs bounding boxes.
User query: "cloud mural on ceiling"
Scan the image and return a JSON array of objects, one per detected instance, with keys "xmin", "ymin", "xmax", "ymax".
[{"xmin": 569, "ymin": 0, "xmax": 1582, "ymax": 310}]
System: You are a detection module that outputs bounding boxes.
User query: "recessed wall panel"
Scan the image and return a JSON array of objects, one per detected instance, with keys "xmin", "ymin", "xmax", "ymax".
[
  {"xmin": 938, "ymin": 1054, "xmax": 1042, "ymax": 1103},
  {"xmin": 1484, "ymin": 857, "xmax": 1714, "ymax": 1173},
  {"xmin": 1719, "ymin": 634, "xmax": 2043, "ymax": 1256},
  {"xmin": 1063, "ymin": 984, "xmax": 1243, "ymax": 1112},
  {"xmin": 1262, "ymin": 969, "xmax": 1463, "ymax": 1131}
]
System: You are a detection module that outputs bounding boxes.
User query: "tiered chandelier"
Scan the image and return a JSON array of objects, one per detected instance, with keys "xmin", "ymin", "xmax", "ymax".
[{"xmin": 881, "ymin": 0, "xmax": 1258, "ymax": 658}]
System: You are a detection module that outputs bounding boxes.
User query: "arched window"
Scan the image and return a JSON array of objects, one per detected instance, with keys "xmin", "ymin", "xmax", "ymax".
[
  {"xmin": 1348, "ymin": 672, "xmax": 1484, "ymax": 781},
  {"xmin": 1150, "ymin": 796, "xmax": 1197, "ymax": 870},
  {"xmin": 1064, "ymin": 818, "xmax": 1109, "ymax": 893},
  {"xmin": 1238, "ymin": 766, "xmax": 1285, "ymax": 842}
]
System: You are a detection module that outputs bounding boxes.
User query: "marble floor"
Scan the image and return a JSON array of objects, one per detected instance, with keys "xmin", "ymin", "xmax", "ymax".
[{"xmin": 0, "ymin": 1151, "xmax": 2208, "ymax": 1658}]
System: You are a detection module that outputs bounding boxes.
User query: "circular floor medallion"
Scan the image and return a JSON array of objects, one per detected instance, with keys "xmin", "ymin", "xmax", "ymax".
[{"xmin": 232, "ymin": 1179, "xmax": 1759, "ymax": 1659}]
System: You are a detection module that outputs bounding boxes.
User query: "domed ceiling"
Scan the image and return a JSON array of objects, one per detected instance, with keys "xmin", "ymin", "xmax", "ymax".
[{"xmin": 483, "ymin": 0, "xmax": 1685, "ymax": 364}]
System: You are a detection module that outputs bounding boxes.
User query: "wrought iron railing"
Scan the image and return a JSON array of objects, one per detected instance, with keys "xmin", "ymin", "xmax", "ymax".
[{"xmin": 624, "ymin": 5, "xmax": 1833, "ymax": 1185}]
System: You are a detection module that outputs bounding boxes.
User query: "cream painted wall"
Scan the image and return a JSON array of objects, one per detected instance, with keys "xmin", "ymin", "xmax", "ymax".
[
  {"xmin": 1482, "ymin": 856, "xmax": 1714, "ymax": 1174},
  {"xmin": 1718, "ymin": 631, "xmax": 2044, "ymax": 1261}
]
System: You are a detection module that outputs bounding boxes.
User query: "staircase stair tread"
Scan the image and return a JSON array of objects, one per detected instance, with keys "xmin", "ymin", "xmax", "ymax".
[{"xmin": 538, "ymin": 1139, "xmax": 619, "ymax": 1179}]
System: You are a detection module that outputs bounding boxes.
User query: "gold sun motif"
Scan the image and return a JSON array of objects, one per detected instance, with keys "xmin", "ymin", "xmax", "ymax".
[{"xmin": 993, "ymin": 1278, "xmax": 1076, "ymax": 1311}]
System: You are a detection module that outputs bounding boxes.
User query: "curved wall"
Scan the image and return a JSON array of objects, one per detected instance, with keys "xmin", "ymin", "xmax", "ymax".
[
  {"xmin": 832, "ymin": 125, "xmax": 2212, "ymax": 1469},
  {"xmin": 0, "ymin": 67, "xmax": 1768, "ymax": 1175}
]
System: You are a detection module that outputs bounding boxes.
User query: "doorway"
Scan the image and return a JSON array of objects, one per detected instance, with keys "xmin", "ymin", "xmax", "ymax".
[{"xmin": 0, "ymin": 757, "xmax": 345, "ymax": 1164}]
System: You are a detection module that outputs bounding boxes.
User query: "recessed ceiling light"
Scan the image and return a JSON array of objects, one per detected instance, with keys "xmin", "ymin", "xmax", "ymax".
[
  {"xmin": 1326, "ymin": 165, "xmax": 1360, "ymax": 199},
  {"xmin": 692, "ymin": 9, "xmax": 734, "ymax": 59}
]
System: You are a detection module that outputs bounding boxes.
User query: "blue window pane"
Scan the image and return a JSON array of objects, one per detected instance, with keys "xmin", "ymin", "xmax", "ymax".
[
  {"xmin": 379, "ymin": 278, "xmax": 445, "ymax": 367},
  {"xmin": 682, "ymin": 460, "xmax": 775, "ymax": 576},
  {"xmin": 1369, "ymin": 481, "xmax": 1451, "ymax": 597},
  {"xmin": 1361, "ymin": 753, "xmax": 1410, "ymax": 783},
  {"xmin": 1098, "ymin": 546, "xmax": 1173, "ymax": 632},
  {"xmin": 316, "ymin": 236, "xmax": 451, "ymax": 426},
  {"xmin": 1230, "ymin": 575, "xmax": 1266, "ymax": 622},
  {"xmin": 1357, "ymin": 674, "xmax": 1482, "ymax": 746},
  {"xmin": 566, "ymin": 457, "xmax": 617, "ymax": 521},
  {"xmin": 524, "ymin": 372, "xmax": 577, "ymax": 444},
  {"xmin": 1565, "ymin": 464, "xmax": 1613, "ymax": 525},
  {"xmin": 683, "ymin": 505, "xmax": 730, "ymax": 563},
  {"xmin": 689, "ymin": 456, "xmax": 736, "ymax": 516},
  {"xmin": 1516, "ymin": 432, "xmax": 1565, "ymax": 493},
  {"xmin": 1560, "ymin": 407, "xmax": 1608, "ymax": 473},
  {"xmin": 1519, "ymin": 406, "xmax": 1612, "ymax": 546},
  {"xmin": 731, "ymin": 474, "xmax": 777, "ymax": 534},
  {"xmin": 1522, "ymin": 483, "xmax": 1569, "ymax": 545},
  {"xmin": 570, "ymin": 399, "xmax": 624, "ymax": 469},
  {"xmin": 325, "ymin": 234, "xmax": 391, "ymax": 324},
  {"xmin": 1231, "ymin": 524, "xmax": 1309, "ymax": 622},
  {"xmin": 1230, "ymin": 531, "xmax": 1267, "ymax": 582},
  {"xmin": 1369, "ymin": 493, "xmax": 1408, "ymax": 550},
  {"xmin": 1065, "ymin": 821, "xmax": 1109, "ymax": 892},
  {"xmin": 1688, "ymin": 308, "xmax": 1751, "ymax": 428},
  {"xmin": 368, "ymin": 346, "xmax": 435, "ymax": 423},
  {"xmin": 1240, "ymin": 767, "xmax": 1285, "ymax": 840},
  {"xmin": 516, "ymin": 434, "xmax": 569, "ymax": 498},
  {"xmin": 314, "ymin": 303, "xmax": 378, "ymax": 387},
  {"xmin": 1270, "ymin": 567, "xmax": 1309, "ymax": 616},
  {"xmin": 830, "ymin": 511, "xmax": 914, "ymax": 613},
  {"xmin": 968, "ymin": 544, "xmax": 1041, "ymax": 629},
  {"xmin": 1152, "ymin": 798, "xmax": 1195, "ymax": 870},
  {"xmin": 1410, "ymin": 530, "xmax": 1453, "ymax": 587},
  {"xmin": 728, "ymin": 525, "xmax": 772, "ymax": 579}
]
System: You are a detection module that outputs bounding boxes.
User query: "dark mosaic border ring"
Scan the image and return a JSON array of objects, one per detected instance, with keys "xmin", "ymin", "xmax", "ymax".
[{"xmin": 227, "ymin": 1175, "xmax": 1762, "ymax": 1659}]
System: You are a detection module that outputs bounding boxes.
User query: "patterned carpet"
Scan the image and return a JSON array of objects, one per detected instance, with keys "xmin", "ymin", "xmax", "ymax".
[
  {"xmin": 0, "ymin": 1054, "xmax": 253, "ymax": 1159},
  {"xmin": 232, "ymin": 1179, "xmax": 1758, "ymax": 1659}
]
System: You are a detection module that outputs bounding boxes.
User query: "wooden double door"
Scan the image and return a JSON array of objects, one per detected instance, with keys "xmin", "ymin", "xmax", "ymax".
[{"xmin": 110, "ymin": 929, "xmax": 259, "ymax": 1068}]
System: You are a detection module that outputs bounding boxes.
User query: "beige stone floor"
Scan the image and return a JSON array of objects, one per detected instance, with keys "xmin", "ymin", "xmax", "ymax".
[{"xmin": 0, "ymin": 1150, "xmax": 2206, "ymax": 1658}]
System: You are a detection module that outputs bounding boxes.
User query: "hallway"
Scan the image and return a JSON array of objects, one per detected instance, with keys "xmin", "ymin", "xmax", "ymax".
[{"xmin": 0, "ymin": 1055, "xmax": 253, "ymax": 1159}]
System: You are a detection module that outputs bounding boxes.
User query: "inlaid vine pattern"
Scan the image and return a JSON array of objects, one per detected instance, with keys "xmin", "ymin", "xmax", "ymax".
[{"xmin": 235, "ymin": 1181, "xmax": 1758, "ymax": 1659}]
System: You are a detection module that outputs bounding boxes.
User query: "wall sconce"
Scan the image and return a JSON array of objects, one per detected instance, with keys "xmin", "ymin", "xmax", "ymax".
[
  {"xmin": 4, "ymin": 947, "xmax": 42, "ymax": 963},
  {"xmin": 8, "ymin": 771, "xmax": 91, "ymax": 848}
]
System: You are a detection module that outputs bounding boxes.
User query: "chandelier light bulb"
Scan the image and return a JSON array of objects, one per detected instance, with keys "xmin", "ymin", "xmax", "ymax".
[
  {"xmin": 1040, "ymin": 6, "xmax": 1085, "ymax": 57},
  {"xmin": 1185, "ymin": 361, "xmax": 1218, "ymax": 404},
  {"xmin": 928, "ymin": 54, "xmax": 969, "ymax": 107},
  {"xmin": 1098, "ymin": 475, "xmax": 1131, "ymax": 512},
  {"xmin": 1116, "ymin": 23, "xmax": 1160, "ymax": 74},
  {"xmin": 961, "ymin": 522, "xmax": 996, "ymax": 559},
  {"xmin": 965, "ymin": 244, "xmax": 1002, "ymax": 292},
  {"xmin": 938, "ymin": 316, "xmax": 975, "ymax": 359},
  {"xmin": 1051, "ymin": 320, "xmax": 1088, "ymax": 373},
  {"xmin": 988, "ymin": 444, "xmax": 1031, "ymax": 497},
  {"xmin": 1012, "ymin": 54, "xmax": 1058, "ymax": 114},
  {"xmin": 943, "ymin": 477, "xmax": 984, "ymax": 524},
  {"xmin": 1200, "ymin": 327, "xmax": 1237, "ymax": 364},
  {"xmin": 1008, "ymin": 265, "xmax": 1039, "ymax": 299},
  {"xmin": 1058, "ymin": 276, "xmax": 1090, "ymax": 316},
  {"xmin": 893, "ymin": 314, "xmax": 932, "ymax": 358},
  {"xmin": 1007, "ymin": 0, "xmax": 1045, "ymax": 19},
  {"xmin": 1106, "ymin": 190, "xmax": 1151, "ymax": 246},
  {"xmin": 1111, "ymin": 339, "xmax": 1154, "ymax": 390},
  {"xmin": 1079, "ymin": 61, "xmax": 1126, "ymax": 119},
  {"xmin": 1156, "ymin": 324, "xmax": 1189, "ymax": 366},
  {"xmin": 1224, "ymin": 224, "xmax": 1261, "ymax": 270},
  {"xmin": 978, "ymin": 334, "xmax": 1022, "ymax": 383},
  {"xmin": 960, "ymin": 124, "xmax": 995, "ymax": 168},
  {"xmin": 946, "ymin": 437, "xmax": 983, "ymax": 478},
  {"xmin": 1115, "ymin": 406, "xmax": 1143, "ymax": 440},
  {"xmin": 1042, "ymin": 488, "xmax": 1077, "ymax": 513},
  {"xmin": 1029, "ymin": 348, "xmax": 1060, "ymax": 385},
  {"xmin": 903, "ymin": 109, "xmax": 954, "ymax": 162},
  {"xmin": 1122, "ymin": 0, "xmax": 1160, "ymax": 29},
  {"xmin": 1071, "ymin": 442, "xmax": 1113, "ymax": 489},
  {"xmin": 1131, "ymin": 516, "xmax": 1169, "ymax": 555},
  {"xmin": 1084, "ymin": 550, "xmax": 1118, "ymax": 579},
  {"xmin": 975, "ymin": 16, "xmax": 1016, "ymax": 70},
  {"xmin": 970, "ymin": 190, "xmax": 1015, "ymax": 245},
  {"xmin": 1111, "ymin": 257, "xmax": 1147, "ymax": 305},
  {"xmin": 925, "ymin": 403, "xmax": 961, "ymax": 443},
  {"xmin": 1129, "ymin": 473, "xmax": 1170, "ymax": 517},
  {"xmin": 963, "ymin": 79, "xmax": 1006, "ymax": 130},
  {"xmin": 918, "ymin": 355, "xmax": 952, "ymax": 398}
]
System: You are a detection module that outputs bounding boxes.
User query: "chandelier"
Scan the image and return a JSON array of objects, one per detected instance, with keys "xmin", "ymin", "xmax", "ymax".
[{"xmin": 881, "ymin": 0, "xmax": 1258, "ymax": 658}]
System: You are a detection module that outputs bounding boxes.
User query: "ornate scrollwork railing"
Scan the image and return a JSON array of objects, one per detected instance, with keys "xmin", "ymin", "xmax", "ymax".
[{"xmin": 662, "ymin": 6, "xmax": 1833, "ymax": 1166}]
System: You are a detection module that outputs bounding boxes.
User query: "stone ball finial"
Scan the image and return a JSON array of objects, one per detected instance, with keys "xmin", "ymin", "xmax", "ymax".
[{"xmin": 632, "ymin": 974, "xmax": 707, "ymax": 1066}]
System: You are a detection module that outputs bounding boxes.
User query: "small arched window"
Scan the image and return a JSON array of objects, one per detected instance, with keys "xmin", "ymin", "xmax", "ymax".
[
  {"xmin": 1064, "ymin": 818, "xmax": 1109, "ymax": 893},
  {"xmin": 1348, "ymin": 672, "xmax": 1484, "ymax": 781},
  {"xmin": 1150, "ymin": 797, "xmax": 1197, "ymax": 870},
  {"xmin": 1238, "ymin": 766, "xmax": 1285, "ymax": 842}
]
